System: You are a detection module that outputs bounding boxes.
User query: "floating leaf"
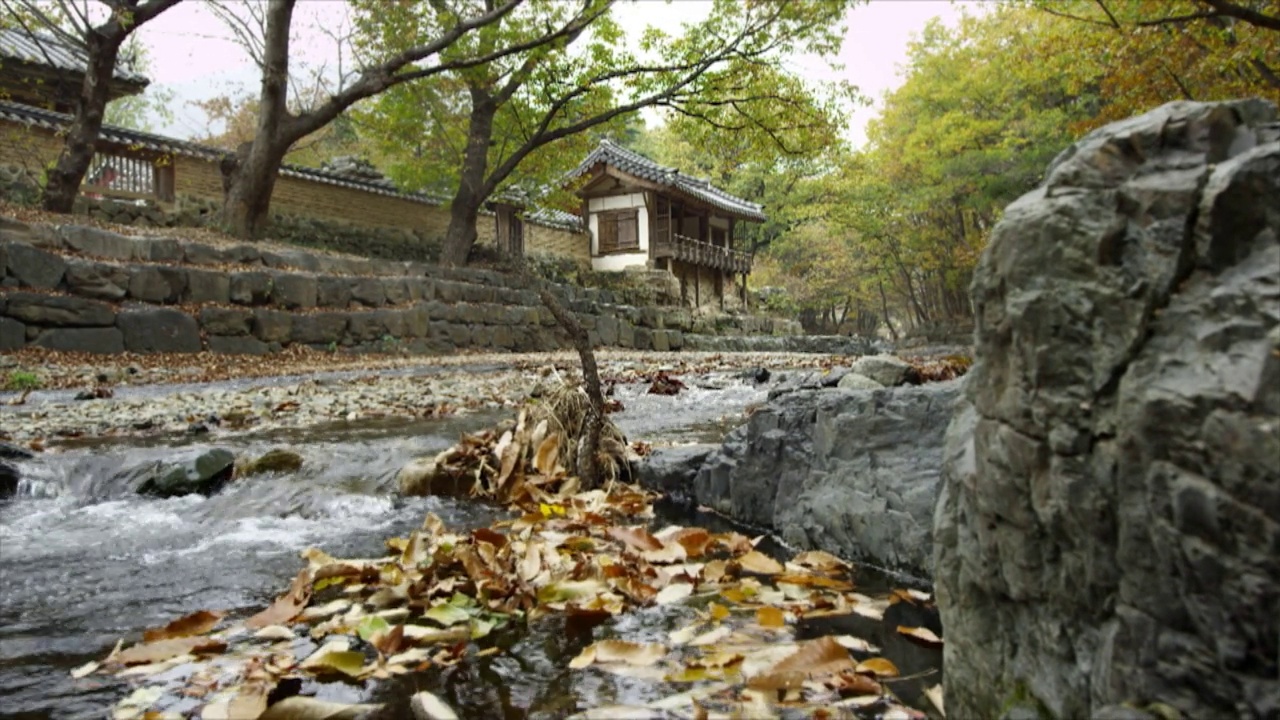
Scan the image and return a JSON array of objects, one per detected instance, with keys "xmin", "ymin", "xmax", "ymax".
[
  {"xmin": 259, "ymin": 697, "xmax": 384, "ymax": 719},
  {"xmin": 855, "ymin": 657, "xmax": 901, "ymax": 677},
  {"xmin": 537, "ymin": 579, "xmax": 608, "ymax": 604},
  {"xmin": 669, "ymin": 622, "xmax": 703, "ymax": 645},
  {"xmin": 708, "ymin": 602, "xmax": 730, "ymax": 621},
  {"xmin": 747, "ymin": 636, "xmax": 856, "ymax": 691},
  {"xmin": 253, "ymin": 625, "xmax": 296, "ymax": 641},
  {"xmin": 569, "ymin": 640, "xmax": 667, "ymax": 669},
  {"xmin": 409, "ymin": 691, "xmax": 459, "ymax": 720},
  {"xmin": 737, "ymin": 551, "xmax": 784, "ymax": 575},
  {"xmin": 756, "ymin": 606, "xmax": 786, "ymax": 628},
  {"xmin": 301, "ymin": 644, "xmax": 367, "ymax": 678},
  {"xmin": 423, "ymin": 603, "xmax": 472, "ymax": 627},
  {"xmin": 142, "ymin": 609, "xmax": 225, "ymax": 642},
  {"xmin": 115, "ymin": 636, "xmax": 226, "ymax": 666},
  {"xmin": 833, "ymin": 635, "xmax": 880, "ymax": 653},
  {"xmin": 688, "ymin": 626, "xmax": 732, "ymax": 646},
  {"xmin": 896, "ymin": 625, "xmax": 944, "ymax": 647},
  {"xmin": 301, "ymin": 599, "xmax": 352, "ymax": 620},
  {"xmin": 246, "ymin": 569, "xmax": 311, "ymax": 629},
  {"xmin": 607, "ymin": 526, "xmax": 664, "ymax": 552},
  {"xmin": 654, "ymin": 583, "xmax": 694, "ymax": 606},
  {"xmin": 357, "ymin": 615, "xmax": 391, "ymax": 642},
  {"xmin": 790, "ymin": 550, "xmax": 850, "ymax": 573},
  {"xmin": 69, "ymin": 660, "xmax": 98, "ymax": 679}
]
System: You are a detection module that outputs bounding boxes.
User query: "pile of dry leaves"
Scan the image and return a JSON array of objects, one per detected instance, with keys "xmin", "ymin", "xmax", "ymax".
[{"xmin": 75, "ymin": 385, "xmax": 945, "ymax": 720}]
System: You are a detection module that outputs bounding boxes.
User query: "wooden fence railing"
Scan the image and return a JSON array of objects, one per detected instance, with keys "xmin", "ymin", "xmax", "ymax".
[{"xmin": 653, "ymin": 232, "xmax": 752, "ymax": 273}]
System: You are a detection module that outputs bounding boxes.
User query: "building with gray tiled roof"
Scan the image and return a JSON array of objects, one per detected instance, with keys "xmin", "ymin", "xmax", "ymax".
[{"xmin": 0, "ymin": 27, "xmax": 149, "ymax": 113}]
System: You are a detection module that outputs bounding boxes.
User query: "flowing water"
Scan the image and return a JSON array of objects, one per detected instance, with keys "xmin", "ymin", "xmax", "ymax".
[{"xmin": 0, "ymin": 375, "xmax": 941, "ymax": 719}]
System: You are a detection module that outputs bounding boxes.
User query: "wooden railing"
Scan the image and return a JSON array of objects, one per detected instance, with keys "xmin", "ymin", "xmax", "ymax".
[
  {"xmin": 653, "ymin": 233, "xmax": 752, "ymax": 274},
  {"xmin": 82, "ymin": 148, "xmax": 174, "ymax": 204}
]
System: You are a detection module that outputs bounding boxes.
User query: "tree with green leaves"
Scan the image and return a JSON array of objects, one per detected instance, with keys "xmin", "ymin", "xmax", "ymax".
[
  {"xmin": 0, "ymin": 0, "xmax": 182, "ymax": 213},
  {"xmin": 356, "ymin": 0, "xmax": 856, "ymax": 266},
  {"xmin": 215, "ymin": 0, "xmax": 594, "ymax": 239}
]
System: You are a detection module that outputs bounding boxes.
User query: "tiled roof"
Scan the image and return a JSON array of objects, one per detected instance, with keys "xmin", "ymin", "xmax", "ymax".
[
  {"xmin": 0, "ymin": 27, "xmax": 149, "ymax": 86},
  {"xmin": 567, "ymin": 139, "xmax": 766, "ymax": 222},
  {"xmin": 0, "ymin": 99, "xmax": 583, "ymax": 234}
]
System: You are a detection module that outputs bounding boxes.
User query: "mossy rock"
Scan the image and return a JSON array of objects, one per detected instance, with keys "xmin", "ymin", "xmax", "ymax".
[{"xmin": 239, "ymin": 448, "xmax": 304, "ymax": 477}]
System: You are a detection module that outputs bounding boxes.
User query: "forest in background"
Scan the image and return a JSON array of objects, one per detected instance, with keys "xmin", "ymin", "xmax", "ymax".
[{"xmin": 6, "ymin": 0, "xmax": 1279, "ymax": 338}]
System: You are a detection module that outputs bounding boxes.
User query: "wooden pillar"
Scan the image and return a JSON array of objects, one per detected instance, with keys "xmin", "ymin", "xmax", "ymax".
[{"xmin": 695, "ymin": 265, "xmax": 700, "ymax": 307}]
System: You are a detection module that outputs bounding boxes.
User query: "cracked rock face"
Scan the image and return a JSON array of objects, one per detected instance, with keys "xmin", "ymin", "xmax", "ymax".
[{"xmin": 934, "ymin": 100, "xmax": 1280, "ymax": 719}]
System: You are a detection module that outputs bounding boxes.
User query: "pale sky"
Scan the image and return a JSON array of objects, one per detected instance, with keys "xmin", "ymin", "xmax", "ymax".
[{"xmin": 134, "ymin": 0, "xmax": 966, "ymax": 149}]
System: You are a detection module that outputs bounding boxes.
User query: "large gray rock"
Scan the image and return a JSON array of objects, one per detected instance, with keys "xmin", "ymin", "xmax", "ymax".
[
  {"xmin": 186, "ymin": 268, "xmax": 231, "ymax": 304},
  {"xmin": 32, "ymin": 327, "xmax": 124, "ymax": 353},
  {"xmin": 849, "ymin": 354, "xmax": 912, "ymax": 386},
  {"xmin": 122, "ymin": 448, "xmax": 236, "ymax": 497},
  {"xmin": 934, "ymin": 100, "xmax": 1280, "ymax": 720},
  {"xmin": 4, "ymin": 293, "xmax": 115, "ymax": 326},
  {"xmin": 199, "ymin": 307, "xmax": 252, "ymax": 336},
  {"xmin": 57, "ymin": 225, "xmax": 137, "ymax": 260},
  {"xmin": 693, "ymin": 380, "xmax": 960, "ymax": 577},
  {"xmin": 6, "ymin": 243, "xmax": 67, "ymax": 288},
  {"xmin": 65, "ymin": 260, "xmax": 129, "ymax": 300},
  {"xmin": 632, "ymin": 444, "xmax": 717, "ymax": 502},
  {"xmin": 270, "ymin": 272, "xmax": 318, "ymax": 309},
  {"xmin": 0, "ymin": 317, "xmax": 25, "ymax": 350},
  {"xmin": 117, "ymin": 307, "xmax": 202, "ymax": 353}
]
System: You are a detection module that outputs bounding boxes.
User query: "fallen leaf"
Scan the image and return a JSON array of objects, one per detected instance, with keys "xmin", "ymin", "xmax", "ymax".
[
  {"xmin": 409, "ymin": 691, "xmax": 459, "ymax": 720},
  {"xmin": 532, "ymin": 433, "xmax": 561, "ymax": 476},
  {"xmin": 790, "ymin": 550, "xmax": 850, "ymax": 573},
  {"xmin": 301, "ymin": 645, "xmax": 368, "ymax": 678},
  {"xmin": 570, "ymin": 640, "xmax": 668, "ymax": 669},
  {"xmin": 70, "ymin": 660, "xmax": 98, "ymax": 679},
  {"xmin": 670, "ymin": 528, "xmax": 713, "ymax": 557},
  {"xmin": 708, "ymin": 602, "xmax": 730, "ymax": 621},
  {"xmin": 259, "ymin": 697, "xmax": 383, "ymax": 719},
  {"xmin": 924, "ymin": 684, "xmax": 945, "ymax": 716},
  {"xmin": 654, "ymin": 583, "xmax": 694, "ymax": 605},
  {"xmin": 246, "ymin": 569, "xmax": 312, "ymax": 629},
  {"xmin": 756, "ymin": 606, "xmax": 786, "ymax": 628},
  {"xmin": 115, "ymin": 636, "xmax": 226, "ymax": 666},
  {"xmin": 855, "ymin": 657, "xmax": 901, "ymax": 677},
  {"xmin": 896, "ymin": 625, "xmax": 944, "ymax": 647},
  {"xmin": 737, "ymin": 551, "xmax": 784, "ymax": 575},
  {"xmin": 142, "ymin": 609, "xmax": 225, "ymax": 642},
  {"xmin": 833, "ymin": 635, "xmax": 880, "ymax": 653},
  {"xmin": 253, "ymin": 625, "xmax": 296, "ymax": 641},
  {"xmin": 606, "ymin": 526, "xmax": 664, "ymax": 552},
  {"xmin": 746, "ymin": 636, "xmax": 859, "ymax": 691},
  {"xmin": 688, "ymin": 626, "xmax": 732, "ymax": 646},
  {"xmin": 358, "ymin": 615, "xmax": 392, "ymax": 642}
]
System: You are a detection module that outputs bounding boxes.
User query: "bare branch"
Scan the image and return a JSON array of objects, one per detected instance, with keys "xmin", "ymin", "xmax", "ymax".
[{"xmin": 1197, "ymin": 0, "xmax": 1280, "ymax": 31}]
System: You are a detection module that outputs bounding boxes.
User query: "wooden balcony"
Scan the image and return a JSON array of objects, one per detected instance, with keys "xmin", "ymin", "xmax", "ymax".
[{"xmin": 653, "ymin": 233, "xmax": 752, "ymax": 274}]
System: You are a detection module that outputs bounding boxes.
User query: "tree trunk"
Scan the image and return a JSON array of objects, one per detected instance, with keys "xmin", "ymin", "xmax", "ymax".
[
  {"xmin": 221, "ymin": 141, "xmax": 288, "ymax": 239},
  {"xmin": 219, "ymin": 0, "xmax": 296, "ymax": 239},
  {"xmin": 879, "ymin": 277, "xmax": 899, "ymax": 341},
  {"xmin": 41, "ymin": 35, "xmax": 118, "ymax": 213},
  {"xmin": 441, "ymin": 87, "xmax": 498, "ymax": 267}
]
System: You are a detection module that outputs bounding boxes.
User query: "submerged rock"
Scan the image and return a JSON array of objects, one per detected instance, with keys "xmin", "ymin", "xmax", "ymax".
[
  {"xmin": 0, "ymin": 461, "xmax": 18, "ymax": 497},
  {"xmin": 239, "ymin": 448, "xmax": 304, "ymax": 476},
  {"xmin": 933, "ymin": 99, "xmax": 1280, "ymax": 720},
  {"xmin": 123, "ymin": 448, "xmax": 237, "ymax": 498},
  {"xmin": 692, "ymin": 379, "xmax": 961, "ymax": 577}
]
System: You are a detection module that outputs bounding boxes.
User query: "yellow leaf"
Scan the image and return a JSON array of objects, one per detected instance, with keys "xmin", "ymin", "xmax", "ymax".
[
  {"xmin": 855, "ymin": 657, "xmax": 901, "ymax": 677},
  {"xmin": 142, "ymin": 609, "xmax": 225, "ymax": 642},
  {"xmin": 301, "ymin": 643, "xmax": 367, "ymax": 678},
  {"xmin": 756, "ymin": 606, "xmax": 786, "ymax": 628},
  {"xmin": 708, "ymin": 602, "xmax": 730, "ymax": 621}
]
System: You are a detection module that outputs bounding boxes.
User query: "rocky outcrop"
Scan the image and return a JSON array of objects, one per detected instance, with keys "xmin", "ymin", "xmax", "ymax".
[
  {"xmin": 641, "ymin": 380, "xmax": 960, "ymax": 577},
  {"xmin": 933, "ymin": 100, "xmax": 1280, "ymax": 720}
]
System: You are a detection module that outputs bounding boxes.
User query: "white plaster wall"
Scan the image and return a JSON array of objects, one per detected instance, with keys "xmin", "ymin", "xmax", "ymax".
[{"xmin": 588, "ymin": 193, "xmax": 649, "ymax": 271}]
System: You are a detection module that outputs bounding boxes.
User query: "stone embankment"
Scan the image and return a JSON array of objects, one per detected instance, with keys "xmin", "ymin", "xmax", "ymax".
[{"xmin": 1, "ymin": 216, "xmax": 869, "ymax": 356}]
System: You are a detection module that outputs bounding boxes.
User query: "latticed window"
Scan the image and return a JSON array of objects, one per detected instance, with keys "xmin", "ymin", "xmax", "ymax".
[{"xmin": 597, "ymin": 209, "xmax": 639, "ymax": 254}]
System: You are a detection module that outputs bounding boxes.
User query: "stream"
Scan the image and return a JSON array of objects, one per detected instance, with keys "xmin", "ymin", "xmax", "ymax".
[{"xmin": 0, "ymin": 373, "xmax": 942, "ymax": 719}]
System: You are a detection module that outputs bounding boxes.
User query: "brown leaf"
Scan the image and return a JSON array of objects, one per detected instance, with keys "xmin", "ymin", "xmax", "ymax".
[
  {"xmin": 569, "ymin": 640, "xmax": 667, "ymax": 669},
  {"xmin": 607, "ymin": 526, "xmax": 664, "ymax": 552},
  {"xmin": 533, "ymin": 433, "xmax": 561, "ymax": 476},
  {"xmin": 670, "ymin": 528, "xmax": 713, "ymax": 558},
  {"xmin": 747, "ymin": 636, "xmax": 856, "ymax": 691},
  {"xmin": 375, "ymin": 624, "xmax": 407, "ymax": 657},
  {"xmin": 115, "ymin": 636, "xmax": 227, "ymax": 666},
  {"xmin": 737, "ymin": 551, "xmax": 784, "ymax": 575},
  {"xmin": 855, "ymin": 657, "xmax": 901, "ymax": 677},
  {"xmin": 142, "ymin": 609, "xmax": 225, "ymax": 642},
  {"xmin": 246, "ymin": 569, "xmax": 312, "ymax": 629}
]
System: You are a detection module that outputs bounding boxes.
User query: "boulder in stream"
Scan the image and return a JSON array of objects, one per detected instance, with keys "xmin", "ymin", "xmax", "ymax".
[
  {"xmin": 933, "ymin": 99, "xmax": 1280, "ymax": 720},
  {"xmin": 0, "ymin": 461, "xmax": 18, "ymax": 497},
  {"xmin": 238, "ymin": 448, "xmax": 304, "ymax": 476},
  {"xmin": 124, "ymin": 448, "xmax": 237, "ymax": 498},
  {"xmin": 690, "ymin": 379, "xmax": 961, "ymax": 578}
]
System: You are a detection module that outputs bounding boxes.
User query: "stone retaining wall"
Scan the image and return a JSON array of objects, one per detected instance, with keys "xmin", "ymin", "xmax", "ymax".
[{"xmin": 1, "ymin": 217, "xmax": 805, "ymax": 356}]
